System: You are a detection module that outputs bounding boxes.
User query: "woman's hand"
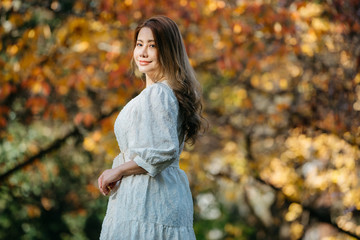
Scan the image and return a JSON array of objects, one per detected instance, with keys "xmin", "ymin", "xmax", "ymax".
[
  {"xmin": 98, "ymin": 167, "xmax": 122, "ymax": 196},
  {"xmin": 98, "ymin": 160, "xmax": 147, "ymax": 196}
]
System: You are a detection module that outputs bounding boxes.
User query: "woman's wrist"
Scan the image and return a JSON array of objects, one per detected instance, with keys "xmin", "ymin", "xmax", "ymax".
[
  {"xmin": 116, "ymin": 160, "xmax": 147, "ymax": 177},
  {"xmin": 114, "ymin": 165, "xmax": 124, "ymax": 181}
]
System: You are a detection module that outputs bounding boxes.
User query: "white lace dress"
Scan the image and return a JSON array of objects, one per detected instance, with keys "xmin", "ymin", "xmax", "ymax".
[{"xmin": 99, "ymin": 81, "xmax": 196, "ymax": 240}]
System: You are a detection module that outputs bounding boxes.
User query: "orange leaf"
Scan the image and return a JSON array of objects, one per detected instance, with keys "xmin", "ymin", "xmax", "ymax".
[
  {"xmin": 83, "ymin": 113, "xmax": 96, "ymax": 127},
  {"xmin": 77, "ymin": 97, "xmax": 92, "ymax": 109},
  {"xmin": 74, "ymin": 113, "xmax": 83, "ymax": 125},
  {"xmin": 0, "ymin": 83, "xmax": 14, "ymax": 100},
  {"xmin": 26, "ymin": 205, "xmax": 41, "ymax": 218},
  {"xmin": 0, "ymin": 117, "xmax": 7, "ymax": 128},
  {"xmin": 26, "ymin": 97, "xmax": 47, "ymax": 114},
  {"xmin": 86, "ymin": 184, "xmax": 100, "ymax": 198}
]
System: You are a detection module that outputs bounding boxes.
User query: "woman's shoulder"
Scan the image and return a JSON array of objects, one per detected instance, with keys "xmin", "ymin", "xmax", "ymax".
[{"xmin": 141, "ymin": 81, "xmax": 177, "ymax": 103}]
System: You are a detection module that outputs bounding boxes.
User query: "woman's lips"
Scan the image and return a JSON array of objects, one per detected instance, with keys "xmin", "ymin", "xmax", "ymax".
[{"xmin": 139, "ymin": 60, "xmax": 151, "ymax": 66}]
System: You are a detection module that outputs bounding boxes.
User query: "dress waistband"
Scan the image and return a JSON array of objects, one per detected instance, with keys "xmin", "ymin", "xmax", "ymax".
[{"xmin": 112, "ymin": 152, "xmax": 180, "ymax": 169}]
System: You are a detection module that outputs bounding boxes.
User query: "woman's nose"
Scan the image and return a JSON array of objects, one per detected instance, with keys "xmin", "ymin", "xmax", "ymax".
[{"xmin": 140, "ymin": 46, "xmax": 148, "ymax": 57}]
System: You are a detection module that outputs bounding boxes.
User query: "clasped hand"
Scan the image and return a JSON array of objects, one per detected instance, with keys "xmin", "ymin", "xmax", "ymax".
[{"xmin": 98, "ymin": 167, "xmax": 122, "ymax": 196}]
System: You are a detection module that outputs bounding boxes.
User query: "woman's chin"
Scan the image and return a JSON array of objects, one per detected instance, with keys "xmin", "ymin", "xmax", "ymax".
[
  {"xmin": 138, "ymin": 69, "xmax": 158, "ymax": 77},
  {"xmin": 137, "ymin": 67, "xmax": 150, "ymax": 74}
]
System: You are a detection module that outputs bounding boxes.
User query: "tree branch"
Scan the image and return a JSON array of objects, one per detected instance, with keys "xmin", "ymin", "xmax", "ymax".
[
  {"xmin": 193, "ymin": 58, "xmax": 218, "ymax": 70},
  {"xmin": 0, "ymin": 127, "xmax": 80, "ymax": 182},
  {"xmin": 245, "ymin": 130, "xmax": 359, "ymax": 239},
  {"xmin": 0, "ymin": 106, "xmax": 121, "ymax": 182},
  {"xmin": 210, "ymin": 170, "xmax": 360, "ymax": 239},
  {"xmin": 255, "ymin": 177, "xmax": 360, "ymax": 240}
]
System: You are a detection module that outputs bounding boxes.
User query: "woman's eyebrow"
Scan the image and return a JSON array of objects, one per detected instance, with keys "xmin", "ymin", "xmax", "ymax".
[{"xmin": 137, "ymin": 39, "xmax": 155, "ymax": 43}]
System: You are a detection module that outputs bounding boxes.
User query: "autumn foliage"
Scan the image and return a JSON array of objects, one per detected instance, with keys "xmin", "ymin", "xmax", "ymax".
[{"xmin": 1, "ymin": 0, "xmax": 360, "ymax": 239}]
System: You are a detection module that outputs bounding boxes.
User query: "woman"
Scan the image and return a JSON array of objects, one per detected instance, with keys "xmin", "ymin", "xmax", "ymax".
[{"xmin": 98, "ymin": 16, "xmax": 203, "ymax": 239}]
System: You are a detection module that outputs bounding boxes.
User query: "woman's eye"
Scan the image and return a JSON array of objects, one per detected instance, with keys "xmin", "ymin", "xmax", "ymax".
[
  {"xmin": 150, "ymin": 44, "xmax": 156, "ymax": 48},
  {"xmin": 136, "ymin": 43, "xmax": 142, "ymax": 47}
]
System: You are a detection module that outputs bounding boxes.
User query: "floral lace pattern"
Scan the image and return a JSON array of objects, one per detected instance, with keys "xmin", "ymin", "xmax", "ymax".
[{"xmin": 99, "ymin": 82, "xmax": 196, "ymax": 240}]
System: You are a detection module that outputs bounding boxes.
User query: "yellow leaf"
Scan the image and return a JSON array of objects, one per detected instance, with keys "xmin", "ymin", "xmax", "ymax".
[
  {"xmin": 311, "ymin": 18, "xmax": 329, "ymax": 32},
  {"xmin": 290, "ymin": 222, "xmax": 304, "ymax": 239},
  {"xmin": 233, "ymin": 24, "xmax": 242, "ymax": 34},
  {"xmin": 28, "ymin": 29, "xmax": 36, "ymax": 38},
  {"xmin": 298, "ymin": 3, "xmax": 323, "ymax": 18},
  {"xmin": 285, "ymin": 203, "xmax": 303, "ymax": 222},
  {"xmin": 1, "ymin": 0, "xmax": 12, "ymax": 11},
  {"xmin": 72, "ymin": 41, "xmax": 89, "ymax": 52},
  {"xmin": 354, "ymin": 73, "xmax": 360, "ymax": 84},
  {"xmin": 300, "ymin": 44, "xmax": 314, "ymax": 57},
  {"xmin": 7, "ymin": 45, "xmax": 18, "ymax": 55},
  {"xmin": 83, "ymin": 136, "xmax": 96, "ymax": 151}
]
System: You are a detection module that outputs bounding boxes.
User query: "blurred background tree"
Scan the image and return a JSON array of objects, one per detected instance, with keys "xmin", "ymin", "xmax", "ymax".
[{"xmin": 1, "ymin": 0, "xmax": 360, "ymax": 239}]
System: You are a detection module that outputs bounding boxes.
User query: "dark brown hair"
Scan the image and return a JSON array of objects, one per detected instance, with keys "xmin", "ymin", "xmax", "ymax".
[{"xmin": 132, "ymin": 16, "xmax": 204, "ymax": 144}]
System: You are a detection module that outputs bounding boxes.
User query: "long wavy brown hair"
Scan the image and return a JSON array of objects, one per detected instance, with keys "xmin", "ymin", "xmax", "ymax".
[{"xmin": 132, "ymin": 16, "xmax": 204, "ymax": 144}]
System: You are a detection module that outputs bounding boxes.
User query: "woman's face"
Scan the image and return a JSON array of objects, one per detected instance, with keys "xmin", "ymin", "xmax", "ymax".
[{"xmin": 134, "ymin": 27, "xmax": 161, "ymax": 78}]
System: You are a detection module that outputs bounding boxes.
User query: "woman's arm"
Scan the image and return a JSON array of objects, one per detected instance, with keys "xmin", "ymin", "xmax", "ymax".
[{"xmin": 98, "ymin": 160, "xmax": 147, "ymax": 196}]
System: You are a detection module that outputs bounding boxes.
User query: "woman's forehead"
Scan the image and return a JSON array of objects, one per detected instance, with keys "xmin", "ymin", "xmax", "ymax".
[{"xmin": 137, "ymin": 27, "xmax": 154, "ymax": 41}]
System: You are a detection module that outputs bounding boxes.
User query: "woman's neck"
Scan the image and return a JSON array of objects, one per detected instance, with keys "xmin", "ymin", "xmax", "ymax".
[{"xmin": 145, "ymin": 73, "xmax": 166, "ymax": 87}]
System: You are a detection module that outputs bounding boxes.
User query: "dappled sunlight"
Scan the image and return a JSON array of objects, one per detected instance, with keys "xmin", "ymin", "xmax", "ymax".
[{"xmin": 1, "ymin": 0, "xmax": 360, "ymax": 239}]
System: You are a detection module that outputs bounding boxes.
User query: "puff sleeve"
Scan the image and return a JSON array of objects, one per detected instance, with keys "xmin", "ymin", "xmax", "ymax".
[{"xmin": 129, "ymin": 83, "xmax": 180, "ymax": 177}]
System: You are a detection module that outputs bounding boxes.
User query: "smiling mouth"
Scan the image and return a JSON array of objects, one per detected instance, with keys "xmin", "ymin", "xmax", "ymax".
[{"xmin": 139, "ymin": 60, "xmax": 151, "ymax": 65}]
